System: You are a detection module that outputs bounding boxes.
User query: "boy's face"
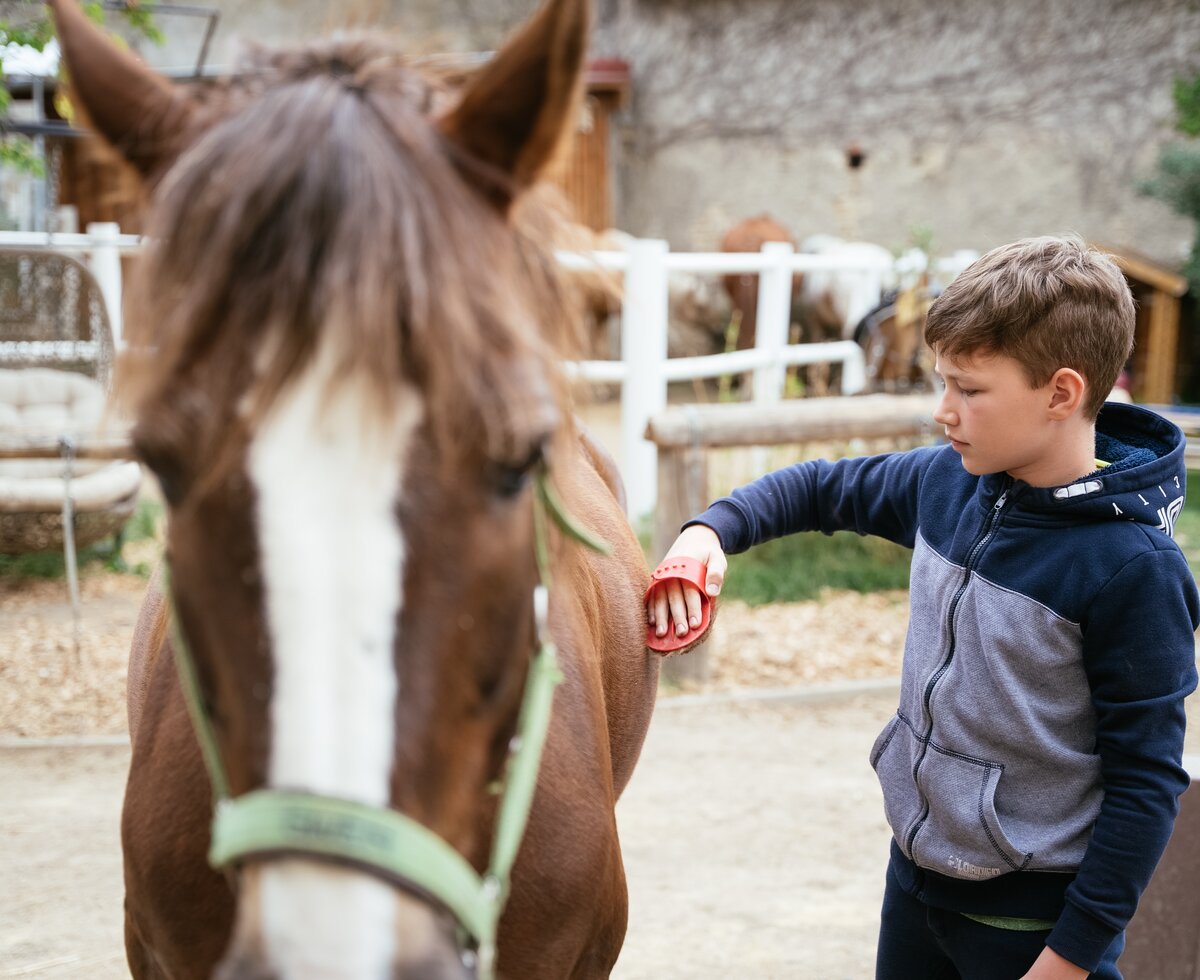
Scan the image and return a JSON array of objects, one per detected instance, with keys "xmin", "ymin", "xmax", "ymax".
[{"xmin": 933, "ymin": 350, "xmax": 1076, "ymax": 486}]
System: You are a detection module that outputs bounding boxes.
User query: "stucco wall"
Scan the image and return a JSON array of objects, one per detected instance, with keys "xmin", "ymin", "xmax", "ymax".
[{"xmin": 136, "ymin": 0, "xmax": 1199, "ymax": 264}]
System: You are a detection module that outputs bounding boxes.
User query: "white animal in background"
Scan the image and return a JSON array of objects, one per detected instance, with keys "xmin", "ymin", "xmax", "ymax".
[{"xmin": 798, "ymin": 234, "xmax": 896, "ymax": 340}]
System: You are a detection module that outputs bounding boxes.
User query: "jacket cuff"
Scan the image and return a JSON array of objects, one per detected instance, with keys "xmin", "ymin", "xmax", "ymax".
[
  {"xmin": 1046, "ymin": 901, "xmax": 1122, "ymax": 974},
  {"xmin": 682, "ymin": 500, "xmax": 749, "ymax": 554}
]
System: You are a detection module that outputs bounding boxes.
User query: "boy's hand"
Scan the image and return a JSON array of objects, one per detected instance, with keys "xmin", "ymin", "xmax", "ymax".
[
  {"xmin": 648, "ymin": 525, "xmax": 727, "ymax": 639},
  {"xmin": 1019, "ymin": 947, "xmax": 1087, "ymax": 980}
]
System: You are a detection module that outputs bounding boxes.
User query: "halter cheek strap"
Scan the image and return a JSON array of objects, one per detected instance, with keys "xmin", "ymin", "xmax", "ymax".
[{"xmin": 168, "ymin": 467, "xmax": 606, "ymax": 978}]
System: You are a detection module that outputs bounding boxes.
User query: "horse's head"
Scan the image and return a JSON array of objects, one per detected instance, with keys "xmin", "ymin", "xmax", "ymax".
[{"xmin": 53, "ymin": 0, "xmax": 590, "ymax": 974}]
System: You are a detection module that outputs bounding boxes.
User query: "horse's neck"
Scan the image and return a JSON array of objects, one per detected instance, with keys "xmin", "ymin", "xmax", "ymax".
[
  {"xmin": 574, "ymin": 422, "xmax": 626, "ymax": 514},
  {"xmin": 127, "ymin": 564, "xmax": 172, "ymax": 742}
]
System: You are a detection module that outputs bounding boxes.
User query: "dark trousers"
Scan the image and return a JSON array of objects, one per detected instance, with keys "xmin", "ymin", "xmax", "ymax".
[{"xmin": 876, "ymin": 862, "xmax": 1125, "ymax": 980}]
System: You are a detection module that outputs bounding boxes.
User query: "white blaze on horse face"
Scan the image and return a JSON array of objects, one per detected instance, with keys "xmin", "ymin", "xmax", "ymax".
[{"xmin": 247, "ymin": 334, "xmax": 423, "ymax": 976}]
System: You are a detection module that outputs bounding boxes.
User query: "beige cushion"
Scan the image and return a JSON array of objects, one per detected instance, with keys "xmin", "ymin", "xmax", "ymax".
[
  {"xmin": 0, "ymin": 367, "xmax": 140, "ymax": 516},
  {"xmin": 0, "ymin": 458, "xmax": 141, "ymax": 512},
  {"xmin": 0, "ymin": 367, "xmax": 108, "ymax": 437}
]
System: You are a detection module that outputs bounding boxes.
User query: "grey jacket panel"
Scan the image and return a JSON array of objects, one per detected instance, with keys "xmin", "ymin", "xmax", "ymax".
[{"xmin": 871, "ymin": 534, "xmax": 1104, "ymax": 880}]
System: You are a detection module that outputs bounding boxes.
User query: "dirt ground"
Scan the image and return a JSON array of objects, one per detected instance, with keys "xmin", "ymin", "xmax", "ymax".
[
  {"xmin": 0, "ymin": 689, "xmax": 901, "ymax": 980},
  {"xmin": 0, "ymin": 552, "xmax": 912, "ymax": 979},
  {"xmin": 0, "ymin": 562, "xmax": 910, "ymax": 738},
  {"xmin": 2, "ymin": 545, "xmax": 1198, "ymax": 978}
]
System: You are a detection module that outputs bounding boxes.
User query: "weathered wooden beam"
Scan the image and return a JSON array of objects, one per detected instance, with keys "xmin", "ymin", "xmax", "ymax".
[{"xmin": 644, "ymin": 394, "xmax": 940, "ymax": 450}]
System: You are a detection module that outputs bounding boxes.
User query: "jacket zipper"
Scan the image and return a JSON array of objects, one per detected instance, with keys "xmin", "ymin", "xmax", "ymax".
[{"xmin": 903, "ymin": 483, "xmax": 1012, "ymax": 860}]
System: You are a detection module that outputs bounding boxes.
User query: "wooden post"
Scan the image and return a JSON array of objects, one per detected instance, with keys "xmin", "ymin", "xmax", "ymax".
[
  {"xmin": 654, "ymin": 433, "xmax": 712, "ymax": 687},
  {"xmin": 1120, "ymin": 756, "xmax": 1200, "ymax": 978},
  {"xmin": 86, "ymin": 222, "xmax": 124, "ymax": 349},
  {"xmin": 621, "ymin": 238, "xmax": 669, "ymax": 521},
  {"xmin": 1143, "ymin": 290, "xmax": 1181, "ymax": 405},
  {"xmin": 752, "ymin": 241, "xmax": 795, "ymax": 405}
]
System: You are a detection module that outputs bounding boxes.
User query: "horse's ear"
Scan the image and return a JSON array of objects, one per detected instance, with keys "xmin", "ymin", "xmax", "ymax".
[
  {"xmin": 49, "ymin": 0, "xmax": 197, "ymax": 179},
  {"xmin": 438, "ymin": 0, "xmax": 588, "ymax": 210}
]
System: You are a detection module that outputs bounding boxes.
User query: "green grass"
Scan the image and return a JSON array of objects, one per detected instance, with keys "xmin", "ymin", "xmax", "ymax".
[
  {"xmin": 0, "ymin": 496, "xmax": 162, "ymax": 580},
  {"xmin": 1174, "ymin": 473, "xmax": 1200, "ymax": 581},
  {"xmin": 721, "ymin": 531, "xmax": 912, "ymax": 606}
]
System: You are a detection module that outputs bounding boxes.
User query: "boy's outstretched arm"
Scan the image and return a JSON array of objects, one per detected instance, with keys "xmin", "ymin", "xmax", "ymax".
[{"xmin": 647, "ymin": 524, "xmax": 727, "ymax": 639}]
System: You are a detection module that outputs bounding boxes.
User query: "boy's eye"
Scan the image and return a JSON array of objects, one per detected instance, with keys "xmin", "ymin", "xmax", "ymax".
[{"xmin": 959, "ymin": 389, "xmax": 978, "ymax": 397}]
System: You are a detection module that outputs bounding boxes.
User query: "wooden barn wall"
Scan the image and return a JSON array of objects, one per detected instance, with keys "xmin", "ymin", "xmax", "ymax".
[{"xmin": 547, "ymin": 94, "xmax": 615, "ymax": 231}]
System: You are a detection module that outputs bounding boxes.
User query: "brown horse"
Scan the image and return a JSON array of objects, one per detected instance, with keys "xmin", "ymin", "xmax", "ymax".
[
  {"xmin": 718, "ymin": 213, "xmax": 800, "ymax": 351},
  {"xmin": 51, "ymin": 0, "xmax": 660, "ymax": 976}
]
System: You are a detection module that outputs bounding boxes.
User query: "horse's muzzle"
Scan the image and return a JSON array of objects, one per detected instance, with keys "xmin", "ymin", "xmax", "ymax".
[
  {"xmin": 215, "ymin": 863, "xmax": 476, "ymax": 980},
  {"xmin": 215, "ymin": 952, "xmax": 474, "ymax": 980},
  {"xmin": 215, "ymin": 940, "xmax": 475, "ymax": 980}
]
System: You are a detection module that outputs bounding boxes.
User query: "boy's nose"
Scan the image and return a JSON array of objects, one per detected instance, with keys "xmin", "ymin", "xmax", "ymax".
[{"xmin": 933, "ymin": 394, "xmax": 956, "ymax": 427}]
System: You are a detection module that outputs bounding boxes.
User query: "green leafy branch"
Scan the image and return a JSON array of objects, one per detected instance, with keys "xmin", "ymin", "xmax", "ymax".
[
  {"xmin": 1141, "ymin": 71, "xmax": 1200, "ymax": 294},
  {"xmin": 0, "ymin": 2, "xmax": 163, "ymax": 176}
]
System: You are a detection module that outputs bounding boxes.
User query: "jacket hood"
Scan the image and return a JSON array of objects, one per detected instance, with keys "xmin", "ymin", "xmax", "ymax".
[{"xmin": 982, "ymin": 402, "xmax": 1189, "ymax": 535}]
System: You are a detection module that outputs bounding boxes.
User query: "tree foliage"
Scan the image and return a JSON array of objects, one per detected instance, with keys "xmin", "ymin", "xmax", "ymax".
[
  {"xmin": 0, "ymin": 2, "xmax": 162, "ymax": 176},
  {"xmin": 1141, "ymin": 72, "xmax": 1200, "ymax": 293}
]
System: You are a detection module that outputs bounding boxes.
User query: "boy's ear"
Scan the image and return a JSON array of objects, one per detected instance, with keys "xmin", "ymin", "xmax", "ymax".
[{"xmin": 1047, "ymin": 368, "xmax": 1086, "ymax": 419}]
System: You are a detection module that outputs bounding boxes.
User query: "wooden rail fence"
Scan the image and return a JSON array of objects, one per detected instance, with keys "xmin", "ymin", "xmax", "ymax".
[{"xmin": 645, "ymin": 394, "xmax": 939, "ymax": 686}]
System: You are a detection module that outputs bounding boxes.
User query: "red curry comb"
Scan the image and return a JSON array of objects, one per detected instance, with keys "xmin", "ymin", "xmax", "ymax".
[{"xmin": 643, "ymin": 556, "xmax": 716, "ymax": 655}]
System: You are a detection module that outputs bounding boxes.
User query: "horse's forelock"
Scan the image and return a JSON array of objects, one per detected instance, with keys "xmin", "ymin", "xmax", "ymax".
[{"xmin": 121, "ymin": 36, "xmax": 580, "ymax": 479}]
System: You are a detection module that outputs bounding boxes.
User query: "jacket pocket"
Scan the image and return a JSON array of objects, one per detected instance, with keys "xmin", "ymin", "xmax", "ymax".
[
  {"xmin": 869, "ymin": 714, "xmax": 924, "ymax": 849},
  {"xmin": 910, "ymin": 744, "xmax": 1032, "ymax": 880}
]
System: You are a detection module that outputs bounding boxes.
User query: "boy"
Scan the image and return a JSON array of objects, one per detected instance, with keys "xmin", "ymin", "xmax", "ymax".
[{"xmin": 648, "ymin": 236, "xmax": 1199, "ymax": 979}]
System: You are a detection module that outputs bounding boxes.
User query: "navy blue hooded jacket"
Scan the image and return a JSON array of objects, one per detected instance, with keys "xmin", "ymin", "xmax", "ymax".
[{"xmin": 690, "ymin": 402, "xmax": 1199, "ymax": 971}]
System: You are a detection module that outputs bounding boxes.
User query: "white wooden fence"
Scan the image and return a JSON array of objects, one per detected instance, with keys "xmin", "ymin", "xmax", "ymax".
[
  {"xmin": 564, "ymin": 239, "xmax": 976, "ymax": 519},
  {"xmin": 0, "ymin": 226, "xmax": 970, "ymax": 521},
  {"xmin": 0, "ymin": 223, "xmax": 138, "ymax": 342}
]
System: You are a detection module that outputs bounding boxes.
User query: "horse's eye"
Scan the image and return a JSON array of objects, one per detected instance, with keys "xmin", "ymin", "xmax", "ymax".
[
  {"xmin": 492, "ymin": 464, "xmax": 531, "ymax": 499},
  {"xmin": 488, "ymin": 445, "xmax": 544, "ymax": 500}
]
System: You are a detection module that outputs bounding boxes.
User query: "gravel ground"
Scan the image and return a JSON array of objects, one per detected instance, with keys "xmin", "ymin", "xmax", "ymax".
[
  {"xmin": 0, "ymin": 572, "xmax": 143, "ymax": 739},
  {"xmin": 0, "ymin": 560, "xmax": 911, "ymax": 739},
  {"xmin": 3, "ymin": 563, "xmax": 1199, "ymax": 980}
]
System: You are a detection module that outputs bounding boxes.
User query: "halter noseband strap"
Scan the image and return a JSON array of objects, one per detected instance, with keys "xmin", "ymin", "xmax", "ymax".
[{"xmin": 168, "ymin": 468, "xmax": 607, "ymax": 978}]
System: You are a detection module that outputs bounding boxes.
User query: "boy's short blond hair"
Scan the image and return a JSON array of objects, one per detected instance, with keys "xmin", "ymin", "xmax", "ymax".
[{"xmin": 924, "ymin": 235, "xmax": 1135, "ymax": 419}]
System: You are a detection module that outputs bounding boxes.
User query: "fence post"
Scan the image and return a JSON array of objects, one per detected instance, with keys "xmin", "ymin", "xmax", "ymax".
[
  {"xmin": 621, "ymin": 237, "xmax": 669, "ymax": 522},
  {"xmin": 1119, "ymin": 755, "xmax": 1200, "ymax": 978},
  {"xmin": 841, "ymin": 343, "xmax": 867, "ymax": 395},
  {"xmin": 86, "ymin": 222, "xmax": 124, "ymax": 348},
  {"xmin": 655, "ymin": 437, "xmax": 712, "ymax": 687},
  {"xmin": 752, "ymin": 240, "xmax": 794, "ymax": 405}
]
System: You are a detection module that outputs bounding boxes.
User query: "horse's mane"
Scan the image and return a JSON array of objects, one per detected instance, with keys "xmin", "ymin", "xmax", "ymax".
[{"xmin": 121, "ymin": 36, "xmax": 582, "ymax": 479}]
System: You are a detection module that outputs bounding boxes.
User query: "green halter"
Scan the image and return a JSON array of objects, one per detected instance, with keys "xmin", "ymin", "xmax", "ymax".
[{"xmin": 169, "ymin": 468, "xmax": 608, "ymax": 977}]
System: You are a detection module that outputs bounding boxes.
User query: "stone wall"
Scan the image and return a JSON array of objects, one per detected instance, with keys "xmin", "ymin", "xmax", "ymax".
[
  {"xmin": 142, "ymin": 0, "xmax": 535, "ymax": 72},
  {"xmin": 136, "ymin": 0, "xmax": 1200, "ymax": 264},
  {"xmin": 609, "ymin": 0, "xmax": 1200, "ymax": 262}
]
